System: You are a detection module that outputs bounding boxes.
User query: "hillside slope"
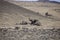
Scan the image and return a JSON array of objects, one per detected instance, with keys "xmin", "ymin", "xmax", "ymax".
[
  {"xmin": 0, "ymin": 1, "xmax": 60, "ymax": 40},
  {"xmin": 0, "ymin": 1, "xmax": 60, "ymax": 28}
]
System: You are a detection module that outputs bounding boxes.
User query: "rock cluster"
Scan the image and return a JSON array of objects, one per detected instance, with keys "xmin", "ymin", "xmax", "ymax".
[{"xmin": 16, "ymin": 19, "xmax": 41, "ymax": 26}]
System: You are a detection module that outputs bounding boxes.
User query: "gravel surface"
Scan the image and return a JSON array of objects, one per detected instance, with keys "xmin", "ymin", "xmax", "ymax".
[{"xmin": 0, "ymin": 28, "xmax": 60, "ymax": 40}]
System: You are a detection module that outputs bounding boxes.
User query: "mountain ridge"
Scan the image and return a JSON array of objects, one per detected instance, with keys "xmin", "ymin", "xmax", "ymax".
[{"xmin": 38, "ymin": 0, "xmax": 60, "ymax": 4}]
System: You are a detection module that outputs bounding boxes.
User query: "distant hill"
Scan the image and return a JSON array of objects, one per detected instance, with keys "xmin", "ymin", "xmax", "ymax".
[
  {"xmin": 49, "ymin": 1, "xmax": 60, "ymax": 4},
  {"xmin": 38, "ymin": 0, "xmax": 49, "ymax": 2},
  {"xmin": 38, "ymin": 0, "xmax": 60, "ymax": 4}
]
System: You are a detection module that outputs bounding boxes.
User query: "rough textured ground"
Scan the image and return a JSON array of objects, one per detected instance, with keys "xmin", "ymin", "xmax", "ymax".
[
  {"xmin": 0, "ymin": 1, "xmax": 60, "ymax": 40},
  {"xmin": 0, "ymin": 28, "xmax": 60, "ymax": 40}
]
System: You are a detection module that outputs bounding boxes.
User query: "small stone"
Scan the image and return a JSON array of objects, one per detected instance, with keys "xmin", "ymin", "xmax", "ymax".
[{"xmin": 15, "ymin": 27, "xmax": 20, "ymax": 30}]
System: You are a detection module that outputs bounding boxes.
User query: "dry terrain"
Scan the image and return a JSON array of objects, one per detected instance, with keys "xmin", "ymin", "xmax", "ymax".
[
  {"xmin": 0, "ymin": 1, "xmax": 60, "ymax": 28},
  {"xmin": 0, "ymin": 1, "xmax": 60, "ymax": 40}
]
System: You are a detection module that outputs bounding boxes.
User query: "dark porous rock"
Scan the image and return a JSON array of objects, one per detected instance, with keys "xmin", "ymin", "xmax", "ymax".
[
  {"xmin": 15, "ymin": 27, "xmax": 20, "ymax": 30},
  {"xmin": 29, "ymin": 19, "xmax": 41, "ymax": 26}
]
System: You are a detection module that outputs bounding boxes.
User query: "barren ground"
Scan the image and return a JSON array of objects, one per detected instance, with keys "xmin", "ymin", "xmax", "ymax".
[{"xmin": 0, "ymin": 1, "xmax": 60, "ymax": 40}]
